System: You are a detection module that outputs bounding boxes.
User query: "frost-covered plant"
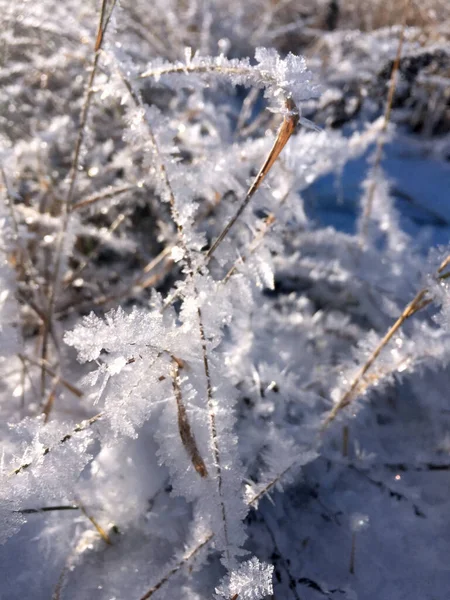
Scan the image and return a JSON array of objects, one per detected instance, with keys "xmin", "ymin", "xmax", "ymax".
[{"xmin": 1, "ymin": 1, "xmax": 450, "ymax": 599}]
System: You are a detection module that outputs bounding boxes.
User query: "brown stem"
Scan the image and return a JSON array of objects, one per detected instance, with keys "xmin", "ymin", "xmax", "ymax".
[
  {"xmin": 10, "ymin": 413, "xmax": 103, "ymax": 476},
  {"xmin": 360, "ymin": 0, "xmax": 411, "ymax": 240},
  {"xmin": 206, "ymin": 99, "xmax": 298, "ymax": 261},
  {"xmin": 41, "ymin": 0, "xmax": 117, "ymax": 399},
  {"xmin": 322, "ymin": 253, "xmax": 450, "ymax": 429},
  {"xmin": 171, "ymin": 359, "xmax": 208, "ymax": 478}
]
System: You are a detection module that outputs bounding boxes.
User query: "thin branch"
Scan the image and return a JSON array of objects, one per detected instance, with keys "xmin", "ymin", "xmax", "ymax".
[
  {"xmin": 77, "ymin": 498, "xmax": 113, "ymax": 545},
  {"xmin": 206, "ymin": 98, "xmax": 298, "ymax": 261},
  {"xmin": 138, "ymin": 533, "xmax": 214, "ymax": 600},
  {"xmin": 141, "ymin": 63, "xmax": 271, "ymax": 82},
  {"xmin": 18, "ymin": 353, "xmax": 83, "ymax": 398},
  {"xmin": 136, "ymin": 457, "xmax": 301, "ymax": 598},
  {"xmin": 171, "ymin": 358, "xmax": 208, "ymax": 478},
  {"xmin": 322, "ymin": 254, "xmax": 450, "ymax": 429},
  {"xmin": 15, "ymin": 505, "xmax": 79, "ymax": 514},
  {"xmin": 9, "ymin": 413, "xmax": 103, "ymax": 476},
  {"xmin": 41, "ymin": 0, "xmax": 117, "ymax": 398},
  {"xmin": 360, "ymin": 0, "xmax": 411, "ymax": 239},
  {"xmin": 119, "ymin": 63, "xmax": 234, "ymax": 563},
  {"xmin": 162, "ymin": 101, "xmax": 298, "ymax": 310},
  {"xmin": 62, "ymin": 206, "xmax": 131, "ymax": 290},
  {"xmin": 70, "ymin": 184, "xmax": 136, "ymax": 212},
  {"xmin": 261, "ymin": 511, "xmax": 301, "ymax": 600}
]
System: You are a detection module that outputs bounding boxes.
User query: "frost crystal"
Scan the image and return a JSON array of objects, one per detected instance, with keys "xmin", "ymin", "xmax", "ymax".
[{"xmin": 215, "ymin": 557, "xmax": 274, "ymax": 600}]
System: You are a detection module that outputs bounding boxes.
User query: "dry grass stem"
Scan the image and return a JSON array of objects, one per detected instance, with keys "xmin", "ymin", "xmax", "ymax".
[
  {"xmin": 171, "ymin": 359, "xmax": 208, "ymax": 478},
  {"xmin": 322, "ymin": 253, "xmax": 450, "ymax": 429},
  {"xmin": 349, "ymin": 532, "xmax": 356, "ymax": 574},
  {"xmin": 206, "ymin": 98, "xmax": 298, "ymax": 261},
  {"xmin": 18, "ymin": 353, "xmax": 83, "ymax": 398},
  {"xmin": 70, "ymin": 184, "xmax": 136, "ymax": 212},
  {"xmin": 137, "ymin": 457, "xmax": 302, "ymax": 597},
  {"xmin": 360, "ymin": 0, "xmax": 411, "ymax": 240},
  {"xmin": 119, "ymin": 62, "xmax": 234, "ymax": 561},
  {"xmin": 10, "ymin": 413, "xmax": 103, "ymax": 476},
  {"xmin": 41, "ymin": 0, "xmax": 117, "ymax": 399},
  {"xmin": 16, "ymin": 505, "xmax": 79, "ymax": 514},
  {"xmin": 138, "ymin": 533, "xmax": 214, "ymax": 600},
  {"xmin": 77, "ymin": 499, "xmax": 113, "ymax": 545}
]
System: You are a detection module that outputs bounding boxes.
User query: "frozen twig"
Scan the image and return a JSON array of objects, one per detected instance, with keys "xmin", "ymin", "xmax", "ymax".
[{"xmin": 322, "ymin": 254, "xmax": 450, "ymax": 429}]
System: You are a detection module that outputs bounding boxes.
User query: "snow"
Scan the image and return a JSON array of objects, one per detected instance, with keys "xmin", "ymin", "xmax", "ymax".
[{"xmin": 1, "ymin": 1, "xmax": 450, "ymax": 598}]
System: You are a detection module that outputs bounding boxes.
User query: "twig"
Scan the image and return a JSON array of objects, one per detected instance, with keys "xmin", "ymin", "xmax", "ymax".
[
  {"xmin": 62, "ymin": 206, "xmax": 131, "ymax": 290},
  {"xmin": 18, "ymin": 353, "xmax": 83, "ymax": 398},
  {"xmin": 77, "ymin": 498, "xmax": 113, "ymax": 545},
  {"xmin": 10, "ymin": 413, "xmax": 103, "ymax": 476},
  {"xmin": 322, "ymin": 253, "xmax": 450, "ymax": 429},
  {"xmin": 360, "ymin": 0, "xmax": 411, "ymax": 240},
  {"xmin": 138, "ymin": 533, "xmax": 214, "ymax": 600},
  {"xmin": 162, "ymin": 102, "xmax": 298, "ymax": 310},
  {"xmin": 42, "ymin": 375, "xmax": 59, "ymax": 423},
  {"xmin": 171, "ymin": 358, "xmax": 208, "ymax": 478},
  {"xmin": 15, "ymin": 505, "xmax": 79, "ymax": 514},
  {"xmin": 70, "ymin": 184, "xmax": 137, "ymax": 212},
  {"xmin": 118, "ymin": 63, "xmax": 234, "ymax": 563},
  {"xmin": 136, "ymin": 457, "xmax": 303, "ymax": 598},
  {"xmin": 261, "ymin": 511, "xmax": 301, "ymax": 599},
  {"xmin": 206, "ymin": 99, "xmax": 298, "ymax": 261},
  {"xmin": 41, "ymin": 0, "xmax": 117, "ymax": 398}
]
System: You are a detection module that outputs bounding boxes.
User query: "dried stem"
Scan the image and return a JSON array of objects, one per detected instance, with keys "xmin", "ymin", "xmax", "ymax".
[
  {"xmin": 349, "ymin": 532, "xmax": 356, "ymax": 575},
  {"xmin": 138, "ymin": 533, "xmax": 214, "ymax": 600},
  {"xmin": 16, "ymin": 505, "xmax": 78, "ymax": 514},
  {"xmin": 360, "ymin": 0, "xmax": 411, "ymax": 240},
  {"xmin": 141, "ymin": 63, "xmax": 272, "ymax": 83},
  {"xmin": 322, "ymin": 253, "xmax": 450, "ymax": 429},
  {"xmin": 42, "ymin": 376, "xmax": 59, "ymax": 423},
  {"xmin": 70, "ymin": 184, "xmax": 137, "ymax": 212},
  {"xmin": 136, "ymin": 457, "xmax": 301, "ymax": 598},
  {"xmin": 18, "ymin": 353, "xmax": 83, "ymax": 398},
  {"xmin": 162, "ymin": 101, "xmax": 298, "ymax": 310},
  {"xmin": 10, "ymin": 413, "xmax": 103, "ymax": 476},
  {"xmin": 171, "ymin": 359, "xmax": 208, "ymax": 478},
  {"xmin": 62, "ymin": 207, "xmax": 131, "ymax": 290},
  {"xmin": 77, "ymin": 498, "xmax": 113, "ymax": 545},
  {"xmin": 206, "ymin": 99, "xmax": 298, "ymax": 261},
  {"xmin": 41, "ymin": 0, "xmax": 117, "ymax": 398},
  {"xmin": 261, "ymin": 511, "xmax": 301, "ymax": 600},
  {"xmin": 140, "ymin": 57, "xmax": 301, "ymax": 303},
  {"xmin": 118, "ymin": 63, "xmax": 234, "ymax": 562}
]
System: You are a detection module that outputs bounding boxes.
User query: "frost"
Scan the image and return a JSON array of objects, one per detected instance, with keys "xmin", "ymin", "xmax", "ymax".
[
  {"xmin": 1, "ymin": 2, "xmax": 450, "ymax": 599},
  {"xmin": 215, "ymin": 557, "xmax": 274, "ymax": 600},
  {"xmin": 141, "ymin": 47, "xmax": 319, "ymax": 112}
]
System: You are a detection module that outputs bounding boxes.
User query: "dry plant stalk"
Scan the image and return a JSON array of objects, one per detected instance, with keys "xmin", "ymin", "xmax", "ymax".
[
  {"xmin": 70, "ymin": 184, "xmax": 136, "ymax": 212},
  {"xmin": 322, "ymin": 254, "xmax": 450, "ymax": 429},
  {"xmin": 206, "ymin": 98, "xmax": 299, "ymax": 261},
  {"xmin": 9, "ymin": 413, "xmax": 103, "ymax": 476},
  {"xmin": 77, "ymin": 498, "xmax": 112, "ymax": 545},
  {"xmin": 42, "ymin": 379, "xmax": 59, "ymax": 423},
  {"xmin": 222, "ymin": 212, "xmax": 276, "ymax": 282},
  {"xmin": 161, "ymin": 97, "xmax": 299, "ymax": 310},
  {"xmin": 17, "ymin": 354, "xmax": 83, "ymax": 398},
  {"xmin": 360, "ymin": 0, "xmax": 411, "ymax": 240},
  {"xmin": 40, "ymin": 0, "xmax": 117, "ymax": 400},
  {"xmin": 118, "ymin": 62, "xmax": 235, "ymax": 562},
  {"xmin": 137, "ymin": 457, "xmax": 301, "ymax": 598},
  {"xmin": 171, "ymin": 358, "xmax": 208, "ymax": 478},
  {"xmin": 138, "ymin": 533, "xmax": 214, "ymax": 599},
  {"xmin": 16, "ymin": 505, "xmax": 78, "ymax": 515},
  {"xmin": 349, "ymin": 531, "xmax": 356, "ymax": 575}
]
